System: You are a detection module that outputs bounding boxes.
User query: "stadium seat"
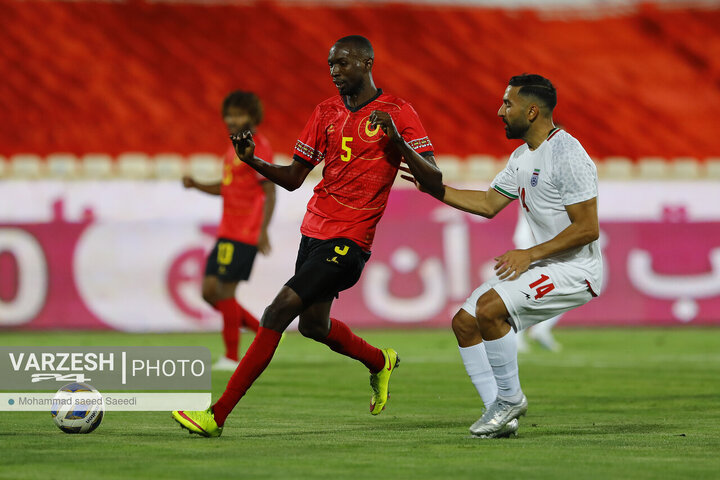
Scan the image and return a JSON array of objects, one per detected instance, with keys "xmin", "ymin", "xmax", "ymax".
[
  {"xmin": 435, "ymin": 155, "xmax": 464, "ymax": 182},
  {"xmin": 117, "ymin": 152, "xmax": 151, "ymax": 179},
  {"xmin": 705, "ymin": 157, "xmax": 720, "ymax": 179},
  {"xmin": 153, "ymin": 153, "xmax": 186, "ymax": 180},
  {"xmin": 466, "ymin": 154, "xmax": 501, "ymax": 181},
  {"xmin": 81, "ymin": 153, "xmax": 114, "ymax": 179},
  {"xmin": 9, "ymin": 154, "xmax": 43, "ymax": 179},
  {"xmin": 273, "ymin": 153, "xmax": 293, "ymax": 166},
  {"xmin": 599, "ymin": 156, "xmax": 634, "ymax": 180},
  {"xmin": 46, "ymin": 153, "xmax": 79, "ymax": 179},
  {"xmin": 669, "ymin": 157, "xmax": 701, "ymax": 180},
  {"xmin": 188, "ymin": 153, "xmax": 222, "ymax": 183},
  {"xmin": 3, "ymin": 3, "xmax": 718, "ymax": 162},
  {"xmin": 637, "ymin": 157, "xmax": 669, "ymax": 179}
]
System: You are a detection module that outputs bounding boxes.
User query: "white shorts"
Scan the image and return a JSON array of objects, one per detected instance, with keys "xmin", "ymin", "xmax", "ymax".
[{"xmin": 461, "ymin": 262, "xmax": 595, "ymax": 331}]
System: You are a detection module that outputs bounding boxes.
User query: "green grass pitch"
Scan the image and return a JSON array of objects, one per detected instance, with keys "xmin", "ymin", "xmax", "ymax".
[{"xmin": 1, "ymin": 328, "xmax": 719, "ymax": 480}]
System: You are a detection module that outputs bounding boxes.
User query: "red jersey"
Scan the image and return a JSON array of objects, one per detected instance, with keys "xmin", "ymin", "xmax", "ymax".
[
  {"xmin": 293, "ymin": 90, "xmax": 433, "ymax": 250},
  {"xmin": 218, "ymin": 131, "xmax": 273, "ymax": 245}
]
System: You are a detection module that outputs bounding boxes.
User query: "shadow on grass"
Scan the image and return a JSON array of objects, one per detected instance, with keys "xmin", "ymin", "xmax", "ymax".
[{"xmin": 530, "ymin": 422, "xmax": 672, "ymax": 436}]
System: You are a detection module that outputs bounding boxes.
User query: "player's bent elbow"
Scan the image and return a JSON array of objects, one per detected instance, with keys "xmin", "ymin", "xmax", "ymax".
[
  {"xmin": 478, "ymin": 204, "xmax": 500, "ymax": 219},
  {"xmin": 283, "ymin": 178, "xmax": 304, "ymax": 192},
  {"xmin": 583, "ymin": 226, "xmax": 600, "ymax": 244}
]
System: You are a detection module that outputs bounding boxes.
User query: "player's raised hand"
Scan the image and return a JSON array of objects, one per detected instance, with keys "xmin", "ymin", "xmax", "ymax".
[
  {"xmin": 369, "ymin": 110, "xmax": 402, "ymax": 143},
  {"xmin": 230, "ymin": 130, "xmax": 256, "ymax": 162},
  {"xmin": 494, "ymin": 249, "xmax": 533, "ymax": 280}
]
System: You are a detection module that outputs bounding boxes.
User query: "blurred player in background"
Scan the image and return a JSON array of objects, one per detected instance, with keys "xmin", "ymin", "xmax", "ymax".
[
  {"xmin": 513, "ymin": 212, "xmax": 562, "ymax": 352},
  {"xmin": 182, "ymin": 90, "xmax": 276, "ymax": 370},
  {"xmin": 172, "ymin": 35, "xmax": 438, "ymax": 437},
  {"xmin": 390, "ymin": 74, "xmax": 602, "ymax": 438}
]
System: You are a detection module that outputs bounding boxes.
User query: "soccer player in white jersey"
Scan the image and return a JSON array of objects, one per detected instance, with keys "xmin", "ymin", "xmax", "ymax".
[
  {"xmin": 384, "ymin": 73, "xmax": 602, "ymax": 438},
  {"xmin": 513, "ymin": 212, "xmax": 563, "ymax": 352}
]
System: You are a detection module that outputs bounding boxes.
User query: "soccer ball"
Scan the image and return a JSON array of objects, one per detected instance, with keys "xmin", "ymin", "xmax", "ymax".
[{"xmin": 51, "ymin": 382, "xmax": 104, "ymax": 434}]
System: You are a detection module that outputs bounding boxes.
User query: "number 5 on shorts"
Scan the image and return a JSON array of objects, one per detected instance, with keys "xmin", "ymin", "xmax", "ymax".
[{"xmin": 529, "ymin": 274, "xmax": 555, "ymax": 300}]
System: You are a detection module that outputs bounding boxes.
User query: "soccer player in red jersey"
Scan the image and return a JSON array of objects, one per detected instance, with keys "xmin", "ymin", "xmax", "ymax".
[
  {"xmin": 172, "ymin": 35, "xmax": 439, "ymax": 437},
  {"xmin": 182, "ymin": 91, "xmax": 276, "ymax": 370}
]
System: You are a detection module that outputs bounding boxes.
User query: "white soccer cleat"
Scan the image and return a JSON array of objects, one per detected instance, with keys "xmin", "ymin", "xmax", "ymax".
[
  {"xmin": 212, "ymin": 356, "xmax": 240, "ymax": 371},
  {"xmin": 469, "ymin": 394, "xmax": 528, "ymax": 437},
  {"xmin": 471, "ymin": 418, "xmax": 519, "ymax": 439}
]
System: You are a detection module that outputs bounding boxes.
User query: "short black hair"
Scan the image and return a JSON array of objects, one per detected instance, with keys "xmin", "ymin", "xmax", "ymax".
[
  {"xmin": 221, "ymin": 90, "xmax": 263, "ymax": 125},
  {"xmin": 509, "ymin": 74, "xmax": 557, "ymax": 111},
  {"xmin": 335, "ymin": 35, "xmax": 374, "ymax": 59}
]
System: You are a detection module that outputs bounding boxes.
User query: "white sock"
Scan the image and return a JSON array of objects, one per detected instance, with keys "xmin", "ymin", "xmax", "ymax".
[
  {"xmin": 484, "ymin": 329, "xmax": 522, "ymax": 400},
  {"xmin": 458, "ymin": 343, "xmax": 498, "ymax": 408}
]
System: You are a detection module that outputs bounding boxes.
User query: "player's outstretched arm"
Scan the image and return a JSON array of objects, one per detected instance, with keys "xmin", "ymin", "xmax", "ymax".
[
  {"xmin": 442, "ymin": 186, "xmax": 514, "ymax": 218},
  {"xmin": 182, "ymin": 176, "xmax": 221, "ymax": 195},
  {"xmin": 400, "ymin": 173, "xmax": 513, "ymax": 218},
  {"xmin": 369, "ymin": 110, "xmax": 444, "ymax": 199},
  {"xmin": 230, "ymin": 131, "xmax": 312, "ymax": 191}
]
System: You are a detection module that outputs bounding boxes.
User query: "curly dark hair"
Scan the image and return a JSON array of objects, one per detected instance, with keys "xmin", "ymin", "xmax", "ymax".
[{"xmin": 222, "ymin": 90, "xmax": 264, "ymax": 125}]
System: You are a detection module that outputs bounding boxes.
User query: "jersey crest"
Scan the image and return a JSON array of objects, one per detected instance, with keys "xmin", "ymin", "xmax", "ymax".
[{"xmin": 531, "ymin": 168, "xmax": 541, "ymax": 187}]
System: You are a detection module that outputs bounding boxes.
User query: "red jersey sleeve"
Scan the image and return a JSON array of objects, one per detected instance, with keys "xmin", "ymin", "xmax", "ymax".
[
  {"xmin": 253, "ymin": 131, "xmax": 274, "ymax": 182},
  {"xmin": 293, "ymin": 106, "xmax": 327, "ymax": 168},
  {"xmin": 396, "ymin": 103, "xmax": 434, "ymax": 156}
]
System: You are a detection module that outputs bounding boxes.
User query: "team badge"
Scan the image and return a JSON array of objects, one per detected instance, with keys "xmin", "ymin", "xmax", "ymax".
[
  {"xmin": 531, "ymin": 168, "xmax": 540, "ymax": 187},
  {"xmin": 358, "ymin": 115, "xmax": 384, "ymax": 143}
]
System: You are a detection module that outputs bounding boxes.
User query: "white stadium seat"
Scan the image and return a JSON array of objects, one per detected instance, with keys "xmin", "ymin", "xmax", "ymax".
[
  {"xmin": 600, "ymin": 156, "xmax": 634, "ymax": 180},
  {"xmin": 188, "ymin": 153, "xmax": 222, "ymax": 183},
  {"xmin": 466, "ymin": 154, "xmax": 501, "ymax": 181},
  {"xmin": 153, "ymin": 153, "xmax": 186, "ymax": 180},
  {"xmin": 669, "ymin": 157, "xmax": 700, "ymax": 180},
  {"xmin": 435, "ymin": 154, "xmax": 464, "ymax": 182},
  {"xmin": 46, "ymin": 153, "xmax": 79, "ymax": 179},
  {"xmin": 273, "ymin": 153, "xmax": 293, "ymax": 166},
  {"xmin": 81, "ymin": 153, "xmax": 114, "ymax": 179},
  {"xmin": 704, "ymin": 157, "xmax": 720, "ymax": 179},
  {"xmin": 9, "ymin": 153, "xmax": 43, "ymax": 179},
  {"xmin": 637, "ymin": 156, "xmax": 669, "ymax": 179},
  {"xmin": 117, "ymin": 152, "xmax": 151, "ymax": 179}
]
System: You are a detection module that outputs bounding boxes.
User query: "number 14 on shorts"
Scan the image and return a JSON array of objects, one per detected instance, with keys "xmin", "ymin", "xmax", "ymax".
[{"xmin": 529, "ymin": 274, "xmax": 555, "ymax": 300}]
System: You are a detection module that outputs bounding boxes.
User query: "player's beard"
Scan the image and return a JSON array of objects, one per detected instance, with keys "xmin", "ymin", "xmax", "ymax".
[
  {"xmin": 504, "ymin": 120, "xmax": 529, "ymax": 139},
  {"xmin": 339, "ymin": 78, "xmax": 364, "ymax": 97}
]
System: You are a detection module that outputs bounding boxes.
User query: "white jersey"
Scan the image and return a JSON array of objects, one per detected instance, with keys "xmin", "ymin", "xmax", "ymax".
[
  {"xmin": 492, "ymin": 129, "xmax": 603, "ymax": 294},
  {"xmin": 513, "ymin": 211, "xmax": 535, "ymax": 250}
]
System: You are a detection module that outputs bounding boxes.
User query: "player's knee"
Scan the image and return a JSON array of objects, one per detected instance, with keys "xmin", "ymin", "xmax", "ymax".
[
  {"xmin": 201, "ymin": 277, "xmax": 219, "ymax": 305},
  {"xmin": 201, "ymin": 288, "xmax": 217, "ymax": 305},
  {"xmin": 261, "ymin": 301, "xmax": 293, "ymax": 330},
  {"xmin": 297, "ymin": 321, "xmax": 325, "ymax": 341},
  {"xmin": 475, "ymin": 302, "xmax": 506, "ymax": 332},
  {"xmin": 451, "ymin": 311, "xmax": 478, "ymax": 341}
]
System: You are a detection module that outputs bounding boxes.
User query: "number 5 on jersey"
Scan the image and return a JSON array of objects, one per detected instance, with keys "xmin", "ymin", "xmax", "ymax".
[{"xmin": 341, "ymin": 136, "xmax": 353, "ymax": 162}]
